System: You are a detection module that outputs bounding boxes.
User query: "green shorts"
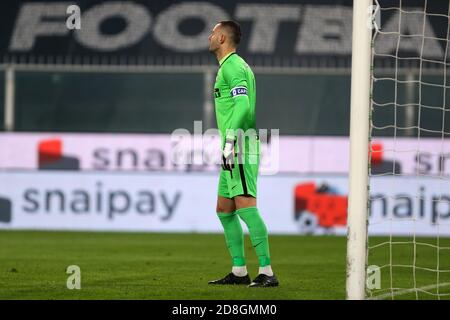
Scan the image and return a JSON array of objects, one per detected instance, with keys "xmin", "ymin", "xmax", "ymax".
[{"xmin": 217, "ymin": 148, "xmax": 260, "ymax": 199}]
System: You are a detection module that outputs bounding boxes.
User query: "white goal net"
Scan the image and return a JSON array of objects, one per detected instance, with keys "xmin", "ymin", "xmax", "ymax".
[{"xmin": 366, "ymin": 0, "xmax": 450, "ymax": 299}]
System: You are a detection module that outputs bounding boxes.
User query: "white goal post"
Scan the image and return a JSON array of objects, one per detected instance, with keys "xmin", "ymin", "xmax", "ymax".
[
  {"xmin": 347, "ymin": 0, "xmax": 450, "ymax": 300},
  {"xmin": 346, "ymin": 0, "xmax": 372, "ymax": 300}
]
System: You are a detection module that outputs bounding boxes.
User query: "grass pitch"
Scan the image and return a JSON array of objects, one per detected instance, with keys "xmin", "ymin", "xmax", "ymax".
[{"xmin": 0, "ymin": 231, "xmax": 449, "ymax": 300}]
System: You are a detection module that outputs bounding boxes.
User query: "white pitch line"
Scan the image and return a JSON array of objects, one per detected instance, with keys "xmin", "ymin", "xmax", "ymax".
[{"xmin": 367, "ymin": 282, "xmax": 450, "ymax": 300}]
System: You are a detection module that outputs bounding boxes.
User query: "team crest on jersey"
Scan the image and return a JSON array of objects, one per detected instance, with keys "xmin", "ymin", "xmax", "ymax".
[{"xmin": 231, "ymin": 87, "xmax": 248, "ymax": 97}]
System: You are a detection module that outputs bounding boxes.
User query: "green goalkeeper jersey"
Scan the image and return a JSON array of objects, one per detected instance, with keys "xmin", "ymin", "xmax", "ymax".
[{"xmin": 214, "ymin": 52, "xmax": 256, "ymax": 147}]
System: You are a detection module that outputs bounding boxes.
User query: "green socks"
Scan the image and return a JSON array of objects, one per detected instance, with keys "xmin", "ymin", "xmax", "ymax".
[
  {"xmin": 217, "ymin": 212, "xmax": 246, "ymax": 266},
  {"xmin": 236, "ymin": 207, "xmax": 271, "ymax": 267},
  {"xmin": 217, "ymin": 207, "xmax": 272, "ymax": 268}
]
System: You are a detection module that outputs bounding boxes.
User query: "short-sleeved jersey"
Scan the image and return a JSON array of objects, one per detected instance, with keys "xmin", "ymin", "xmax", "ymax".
[{"xmin": 214, "ymin": 52, "xmax": 256, "ymax": 147}]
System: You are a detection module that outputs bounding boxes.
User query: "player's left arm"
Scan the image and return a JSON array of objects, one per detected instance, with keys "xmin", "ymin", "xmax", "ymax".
[
  {"xmin": 222, "ymin": 62, "xmax": 250, "ymax": 141},
  {"xmin": 220, "ymin": 62, "xmax": 250, "ymax": 170}
]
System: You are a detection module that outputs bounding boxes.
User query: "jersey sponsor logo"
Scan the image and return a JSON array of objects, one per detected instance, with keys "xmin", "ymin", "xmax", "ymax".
[
  {"xmin": 230, "ymin": 87, "xmax": 248, "ymax": 97},
  {"xmin": 214, "ymin": 88, "xmax": 221, "ymax": 98}
]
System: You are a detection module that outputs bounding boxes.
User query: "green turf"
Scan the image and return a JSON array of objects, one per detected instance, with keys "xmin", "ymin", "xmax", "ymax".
[{"xmin": 0, "ymin": 231, "xmax": 449, "ymax": 300}]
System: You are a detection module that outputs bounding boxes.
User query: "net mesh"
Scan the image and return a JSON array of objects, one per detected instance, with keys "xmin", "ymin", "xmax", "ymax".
[{"xmin": 367, "ymin": 0, "xmax": 450, "ymax": 300}]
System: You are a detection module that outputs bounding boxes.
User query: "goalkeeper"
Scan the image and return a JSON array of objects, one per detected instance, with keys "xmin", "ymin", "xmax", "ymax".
[{"xmin": 207, "ymin": 20, "xmax": 278, "ymax": 287}]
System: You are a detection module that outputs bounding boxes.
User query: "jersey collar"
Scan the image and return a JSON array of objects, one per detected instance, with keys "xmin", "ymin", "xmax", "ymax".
[{"xmin": 219, "ymin": 51, "xmax": 236, "ymax": 67}]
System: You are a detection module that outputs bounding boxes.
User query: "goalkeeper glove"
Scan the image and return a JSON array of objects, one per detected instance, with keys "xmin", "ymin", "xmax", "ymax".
[{"xmin": 221, "ymin": 138, "xmax": 235, "ymax": 171}]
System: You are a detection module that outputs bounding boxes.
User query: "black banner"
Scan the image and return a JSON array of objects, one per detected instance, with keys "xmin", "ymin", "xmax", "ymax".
[{"xmin": 0, "ymin": 0, "xmax": 448, "ymax": 67}]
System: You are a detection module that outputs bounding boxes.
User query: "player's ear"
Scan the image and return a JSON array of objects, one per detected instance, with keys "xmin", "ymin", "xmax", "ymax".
[{"xmin": 219, "ymin": 33, "xmax": 226, "ymax": 45}]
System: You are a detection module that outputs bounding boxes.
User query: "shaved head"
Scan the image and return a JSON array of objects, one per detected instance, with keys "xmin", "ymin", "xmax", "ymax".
[
  {"xmin": 208, "ymin": 20, "xmax": 241, "ymax": 61},
  {"xmin": 218, "ymin": 20, "xmax": 241, "ymax": 47}
]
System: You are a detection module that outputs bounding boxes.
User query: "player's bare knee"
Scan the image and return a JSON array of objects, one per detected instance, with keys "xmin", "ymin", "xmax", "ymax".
[
  {"xmin": 234, "ymin": 195, "xmax": 257, "ymax": 210},
  {"xmin": 216, "ymin": 196, "xmax": 235, "ymax": 213},
  {"xmin": 216, "ymin": 204, "xmax": 234, "ymax": 213}
]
